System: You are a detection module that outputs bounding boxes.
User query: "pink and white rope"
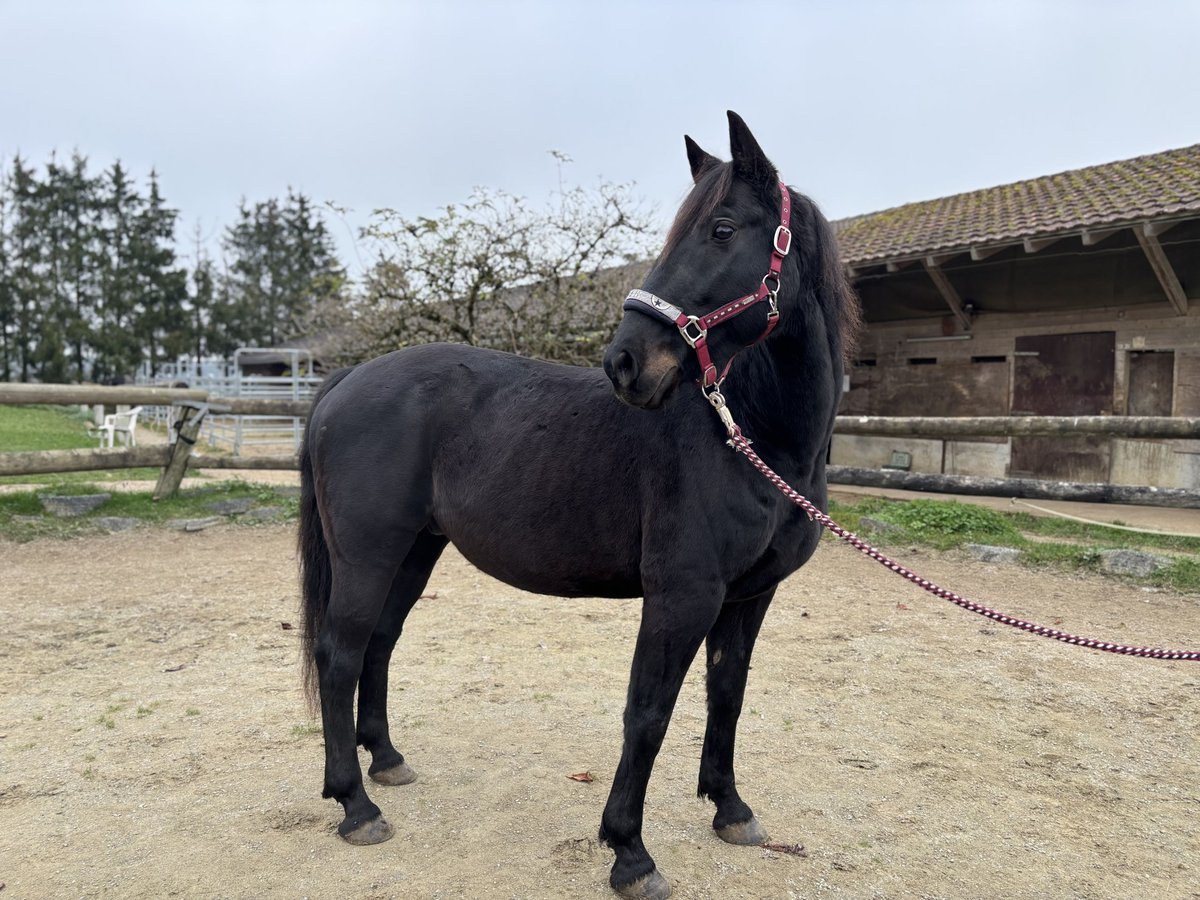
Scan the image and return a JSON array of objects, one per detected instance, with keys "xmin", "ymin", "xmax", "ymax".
[{"xmin": 729, "ymin": 432, "xmax": 1200, "ymax": 662}]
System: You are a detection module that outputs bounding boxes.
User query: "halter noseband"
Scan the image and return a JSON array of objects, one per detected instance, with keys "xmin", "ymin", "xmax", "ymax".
[{"xmin": 622, "ymin": 179, "xmax": 793, "ymax": 407}]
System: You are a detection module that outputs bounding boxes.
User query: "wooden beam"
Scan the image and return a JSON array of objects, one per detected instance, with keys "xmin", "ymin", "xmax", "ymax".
[
  {"xmin": 886, "ymin": 259, "xmax": 916, "ymax": 273},
  {"xmin": 921, "ymin": 259, "xmax": 971, "ymax": 331},
  {"xmin": 1143, "ymin": 220, "xmax": 1180, "ymax": 238},
  {"xmin": 969, "ymin": 245, "xmax": 1005, "ymax": 261},
  {"xmin": 827, "ymin": 466, "xmax": 1200, "ymax": 508},
  {"xmin": 1134, "ymin": 227, "xmax": 1189, "ymax": 315},
  {"xmin": 189, "ymin": 454, "xmax": 299, "ymax": 471},
  {"xmin": 0, "ymin": 446, "xmax": 169, "ymax": 476},
  {"xmin": 0, "ymin": 382, "xmax": 311, "ymax": 417},
  {"xmin": 0, "ymin": 383, "xmax": 208, "ymax": 406},
  {"xmin": 1023, "ymin": 236, "xmax": 1058, "ymax": 254},
  {"xmin": 1081, "ymin": 227, "xmax": 1120, "ymax": 246},
  {"xmin": 153, "ymin": 405, "xmax": 206, "ymax": 500},
  {"xmin": 834, "ymin": 415, "xmax": 1200, "ymax": 439},
  {"xmin": 925, "ymin": 251, "xmax": 960, "ymax": 267}
]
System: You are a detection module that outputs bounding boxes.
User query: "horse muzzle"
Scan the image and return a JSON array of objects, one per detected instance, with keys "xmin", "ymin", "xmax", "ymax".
[{"xmin": 603, "ymin": 344, "xmax": 683, "ymax": 410}]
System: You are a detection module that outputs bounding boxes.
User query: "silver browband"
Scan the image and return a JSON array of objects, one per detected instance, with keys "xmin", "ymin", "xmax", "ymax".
[{"xmin": 623, "ymin": 289, "xmax": 683, "ymax": 324}]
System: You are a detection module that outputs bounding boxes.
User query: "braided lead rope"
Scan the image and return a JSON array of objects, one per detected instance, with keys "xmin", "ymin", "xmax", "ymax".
[{"xmin": 728, "ymin": 432, "xmax": 1200, "ymax": 661}]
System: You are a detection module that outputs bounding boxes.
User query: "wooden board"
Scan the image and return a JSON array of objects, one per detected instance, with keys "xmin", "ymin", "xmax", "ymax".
[{"xmin": 1010, "ymin": 332, "xmax": 1115, "ymax": 481}]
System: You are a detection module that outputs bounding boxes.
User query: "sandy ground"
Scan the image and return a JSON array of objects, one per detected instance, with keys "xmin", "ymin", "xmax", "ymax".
[{"xmin": 1, "ymin": 521, "xmax": 1198, "ymax": 900}]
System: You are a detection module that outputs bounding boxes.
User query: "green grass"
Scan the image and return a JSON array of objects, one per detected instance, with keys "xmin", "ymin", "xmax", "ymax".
[
  {"xmin": 0, "ymin": 405, "xmax": 97, "ymax": 452},
  {"xmin": 828, "ymin": 495, "xmax": 1200, "ymax": 593},
  {"xmin": 0, "ymin": 479, "xmax": 299, "ymax": 542},
  {"xmin": 0, "ymin": 403, "xmax": 174, "ymax": 484}
]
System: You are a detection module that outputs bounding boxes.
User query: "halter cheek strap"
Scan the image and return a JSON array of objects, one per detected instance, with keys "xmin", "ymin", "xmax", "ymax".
[{"xmin": 623, "ymin": 179, "xmax": 792, "ymax": 390}]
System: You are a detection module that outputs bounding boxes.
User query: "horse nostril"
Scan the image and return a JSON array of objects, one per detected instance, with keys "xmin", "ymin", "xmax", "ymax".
[{"xmin": 609, "ymin": 349, "xmax": 639, "ymax": 390}]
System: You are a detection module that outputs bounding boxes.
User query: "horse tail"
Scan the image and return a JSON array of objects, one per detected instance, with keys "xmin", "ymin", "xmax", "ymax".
[{"xmin": 299, "ymin": 365, "xmax": 356, "ymax": 715}]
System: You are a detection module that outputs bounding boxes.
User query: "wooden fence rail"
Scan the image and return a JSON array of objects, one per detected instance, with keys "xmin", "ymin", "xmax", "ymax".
[
  {"xmin": 834, "ymin": 415, "xmax": 1200, "ymax": 439},
  {"xmin": 3, "ymin": 383, "xmax": 1199, "ymax": 504}
]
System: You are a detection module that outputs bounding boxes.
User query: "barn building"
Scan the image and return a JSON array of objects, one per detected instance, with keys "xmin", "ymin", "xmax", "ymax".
[{"xmin": 832, "ymin": 144, "xmax": 1200, "ymax": 490}]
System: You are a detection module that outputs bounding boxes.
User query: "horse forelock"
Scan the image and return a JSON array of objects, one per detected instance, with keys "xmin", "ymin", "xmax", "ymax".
[
  {"xmin": 661, "ymin": 162, "xmax": 734, "ymax": 259},
  {"xmin": 659, "ymin": 163, "xmax": 861, "ymax": 364}
]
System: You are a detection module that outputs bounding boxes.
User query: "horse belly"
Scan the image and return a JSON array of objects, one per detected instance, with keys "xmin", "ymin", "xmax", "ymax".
[{"xmin": 432, "ymin": 462, "xmax": 642, "ymax": 599}]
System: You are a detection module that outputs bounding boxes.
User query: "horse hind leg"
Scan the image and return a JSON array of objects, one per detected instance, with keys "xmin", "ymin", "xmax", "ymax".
[
  {"xmin": 698, "ymin": 589, "xmax": 774, "ymax": 846},
  {"xmin": 315, "ymin": 541, "xmax": 417, "ymax": 845},
  {"xmin": 356, "ymin": 529, "xmax": 448, "ymax": 787}
]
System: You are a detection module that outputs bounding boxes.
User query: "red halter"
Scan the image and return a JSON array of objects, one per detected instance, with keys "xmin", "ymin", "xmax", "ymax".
[{"xmin": 623, "ymin": 178, "xmax": 792, "ymax": 390}]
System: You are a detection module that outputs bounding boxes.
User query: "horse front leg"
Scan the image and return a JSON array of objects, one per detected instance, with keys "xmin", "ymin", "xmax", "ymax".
[
  {"xmin": 698, "ymin": 589, "xmax": 774, "ymax": 845},
  {"xmin": 600, "ymin": 590, "xmax": 722, "ymax": 900}
]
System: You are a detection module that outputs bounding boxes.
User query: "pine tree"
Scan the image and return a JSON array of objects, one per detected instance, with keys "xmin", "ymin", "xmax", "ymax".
[
  {"xmin": 130, "ymin": 170, "xmax": 188, "ymax": 375},
  {"xmin": 8, "ymin": 156, "xmax": 46, "ymax": 382},
  {"xmin": 220, "ymin": 190, "xmax": 345, "ymax": 350},
  {"xmin": 0, "ymin": 163, "xmax": 12, "ymax": 381},
  {"xmin": 95, "ymin": 161, "xmax": 144, "ymax": 381}
]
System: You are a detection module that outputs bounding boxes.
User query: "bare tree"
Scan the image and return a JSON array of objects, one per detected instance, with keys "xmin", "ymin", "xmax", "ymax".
[{"xmin": 348, "ymin": 179, "xmax": 656, "ymax": 366}]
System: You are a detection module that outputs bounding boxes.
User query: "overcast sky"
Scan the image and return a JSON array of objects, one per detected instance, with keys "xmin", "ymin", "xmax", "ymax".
[{"xmin": 3, "ymin": 0, "xmax": 1198, "ymax": 274}]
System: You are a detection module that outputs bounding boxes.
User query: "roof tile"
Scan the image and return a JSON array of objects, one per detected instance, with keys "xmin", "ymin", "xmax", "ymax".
[{"xmin": 831, "ymin": 144, "xmax": 1200, "ymax": 265}]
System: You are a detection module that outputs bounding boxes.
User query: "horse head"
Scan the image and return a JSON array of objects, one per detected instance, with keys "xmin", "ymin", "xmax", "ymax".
[{"xmin": 604, "ymin": 111, "xmax": 854, "ymax": 411}]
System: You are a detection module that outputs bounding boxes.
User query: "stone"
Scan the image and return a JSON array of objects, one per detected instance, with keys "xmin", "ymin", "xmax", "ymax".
[
  {"xmin": 275, "ymin": 486, "xmax": 301, "ymax": 498},
  {"xmin": 12, "ymin": 515, "xmax": 43, "ymax": 524},
  {"xmin": 166, "ymin": 516, "xmax": 223, "ymax": 532},
  {"xmin": 94, "ymin": 517, "xmax": 138, "ymax": 533},
  {"xmin": 205, "ymin": 498, "xmax": 255, "ymax": 515},
  {"xmin": 243, "ymin": 506, "xmax": 284, "ymax": 520},
  {"xmin": 859, "ymin": 516, "xmax": 901, "ymax": 535},
  {"xmin": 1099, "ymin": 549, "xmax": 1173, "ymax": 577},
  {"xmin": 966, "ymin": 543, "xmax": 1023, "ymax": 563},
  {"xmin": 39, "ymin": 493, "xmax": 111, "ymax": 517}
]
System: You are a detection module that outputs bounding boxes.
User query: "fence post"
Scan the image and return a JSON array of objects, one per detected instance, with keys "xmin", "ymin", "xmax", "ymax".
[{"xmin": 154, "ymin": 403, "xmax": 208, "ymax": 500}]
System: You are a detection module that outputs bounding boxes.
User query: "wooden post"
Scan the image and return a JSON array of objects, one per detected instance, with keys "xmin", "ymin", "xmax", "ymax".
[{"xmin": 153, "ymin": 403, "xmax": 208, "ymax": 500}]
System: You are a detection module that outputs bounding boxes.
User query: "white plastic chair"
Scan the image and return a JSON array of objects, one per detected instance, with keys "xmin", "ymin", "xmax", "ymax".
[{"xmin": 89, "ymin": 406, "xmax": 143, "ymax": 448}]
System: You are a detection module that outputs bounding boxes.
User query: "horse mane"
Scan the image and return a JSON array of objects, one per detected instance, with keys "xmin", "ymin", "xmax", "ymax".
[{"xmin": 661, "ymin": 162, "xmax": 861, "ymax": 363}]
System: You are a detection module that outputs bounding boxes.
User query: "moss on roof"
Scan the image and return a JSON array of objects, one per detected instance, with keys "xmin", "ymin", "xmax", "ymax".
[{"xmin": 831, "ymin": 144, "xmax": 1200, "ymax": 265}]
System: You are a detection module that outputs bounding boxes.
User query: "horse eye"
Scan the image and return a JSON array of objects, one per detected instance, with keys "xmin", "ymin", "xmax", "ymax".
[{"xmin": 711, "ymin": 221, "xmax": 737, "ymax": 243}]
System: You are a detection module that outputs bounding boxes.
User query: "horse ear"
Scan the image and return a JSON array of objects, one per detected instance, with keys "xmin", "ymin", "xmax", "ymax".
[
  {"xmin": 727, "ymin": 110, "xmax": 776, "ymax": 187},
  {"xmin": 684, "ymin": 135, "xmax": 720, "ymax": 183}
]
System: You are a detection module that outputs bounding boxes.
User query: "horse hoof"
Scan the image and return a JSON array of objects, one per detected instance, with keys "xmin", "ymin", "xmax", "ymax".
[
  {"xmin": 614, "ymin": 869, "xmax": 672, "ymax": 900},
  {"xmin": 370, "ymin": 762, "xmax": 417, "ymax": 786},
  {"xmin": 340, "ymin": 815, "xmax": 395, "ymax": 845},
  {"xmin": 716, "ymin": 816, "xmax": 769, "ymax": 846}
]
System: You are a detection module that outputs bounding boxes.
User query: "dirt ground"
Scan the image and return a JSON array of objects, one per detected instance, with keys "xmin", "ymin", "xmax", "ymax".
[{"xmin": 1, "ymin": 520, "xmax": 1198, "ymax": 899}]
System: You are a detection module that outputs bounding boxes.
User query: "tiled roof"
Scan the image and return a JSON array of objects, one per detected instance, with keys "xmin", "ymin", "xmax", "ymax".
[{"xmin": 831, "ymin": 144, "xmax": 1200, "ymax": 266}]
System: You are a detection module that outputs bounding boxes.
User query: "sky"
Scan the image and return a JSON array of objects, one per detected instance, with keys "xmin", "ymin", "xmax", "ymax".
[{"xmin": 3, "ymin": 0, "xmax": 1199, "ymax": 275}]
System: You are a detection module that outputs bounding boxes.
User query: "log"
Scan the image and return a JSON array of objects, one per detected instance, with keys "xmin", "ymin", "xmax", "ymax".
[
  {"xmin": 833, "ymin": 415, "xmax": 1200, "ymax": 439},
  {"xmin": 826, "ymin": 466, "xmax": 1200, "ymax": 508},
  {"xmin": 0, "ymin": 383, "xmax": 208, "ymax": 406},
  {"xmin": 153, "ymin": 405, "xmax": 205, "ymax": 500},
  {"xmin": 189, "ymin": 454, "xmax": 300, "ymax": 471},
  {"xmin": 0, "ymin": 383, "xmax": 311, "ymax": 418},
  {"xmin": 211, "ymin": 398, "xmax": 311, "ymax": 417},
  {"xmin": 0, "ymin": 446, "xmax": 169, "ymax": 476}
]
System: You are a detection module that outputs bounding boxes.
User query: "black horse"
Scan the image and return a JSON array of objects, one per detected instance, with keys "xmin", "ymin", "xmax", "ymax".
[{"xmin": 299, "ymin": 111, "xmax": 860, "ymax": 899}]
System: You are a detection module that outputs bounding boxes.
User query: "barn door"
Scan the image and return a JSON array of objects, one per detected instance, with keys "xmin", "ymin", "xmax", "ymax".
[
  {"xmin": 1010, "ymin": 332, "xmax": 1115, "ymax": 481},
  {"xmin": 1127, "ymin": 351, "xmax": 1174, "ymax": 417}
]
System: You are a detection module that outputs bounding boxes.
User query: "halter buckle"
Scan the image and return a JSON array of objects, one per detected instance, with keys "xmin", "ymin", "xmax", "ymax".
[
  {"xmin": 679, "ymin": 316, "xmax": 707, "ymax": 347},
  {"xmin": 773, "ymin": 225, "xmax": 792, "ymax": 257}
]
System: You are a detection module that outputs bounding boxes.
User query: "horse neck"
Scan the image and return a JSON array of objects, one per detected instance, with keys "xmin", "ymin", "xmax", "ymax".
[{"xmin": 720, "ymin": 320, "xmax": 841, "ymax": 480}]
